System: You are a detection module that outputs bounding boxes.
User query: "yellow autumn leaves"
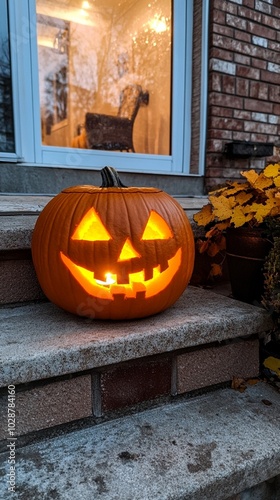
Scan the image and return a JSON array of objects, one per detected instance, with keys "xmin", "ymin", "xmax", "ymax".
[
  {"xmin": 193, "ymin": 164, "xmax": 280, "ymax": 276},
  {"xmin": 194, "ymin": 164, "xmax": 280, "ymax": 230}
]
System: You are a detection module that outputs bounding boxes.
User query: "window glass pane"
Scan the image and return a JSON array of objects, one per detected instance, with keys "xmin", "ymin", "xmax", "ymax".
[
  {"xmin": 36, "ymin": 0, "xmax": 171, "ymax": 155},
  {"xmin": 0, "ymin": 0, "xmax": 15, "ymax": 152}
]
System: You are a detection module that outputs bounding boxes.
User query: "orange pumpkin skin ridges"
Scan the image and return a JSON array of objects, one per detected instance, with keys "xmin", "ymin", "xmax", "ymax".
[{"xmin": 31, "ymin": 170, "xmax": 195, "ymax": 320}]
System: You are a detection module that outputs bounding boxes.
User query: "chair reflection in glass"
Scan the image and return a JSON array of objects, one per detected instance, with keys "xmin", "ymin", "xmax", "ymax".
[{"xmin": 85, "ymin": 84, "xmax": 149, "ymax": 153}]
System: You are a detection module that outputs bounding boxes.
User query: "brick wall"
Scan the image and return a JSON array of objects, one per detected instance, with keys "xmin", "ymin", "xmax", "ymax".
[{"xmin": 206, "ymin": 0, "xmax": 280, "ymax": 191}]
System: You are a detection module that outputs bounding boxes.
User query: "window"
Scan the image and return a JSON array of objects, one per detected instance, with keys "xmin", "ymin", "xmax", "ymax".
[
  {"xmin": 6, "ymin": 0, "xmax": 208, "ymax": 175},
  {"xmin": 36, "ymin": 0, "xmax": 172, "ymax": 157},
  {"xmin": 0, "ymin": 0, "xmax": 15, "ymax": 153}
]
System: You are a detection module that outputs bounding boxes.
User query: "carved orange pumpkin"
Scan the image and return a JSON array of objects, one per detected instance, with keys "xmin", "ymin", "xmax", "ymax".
[{"xmin": 32, "ymin": 167, "xmax": 194, "ymax": 320}]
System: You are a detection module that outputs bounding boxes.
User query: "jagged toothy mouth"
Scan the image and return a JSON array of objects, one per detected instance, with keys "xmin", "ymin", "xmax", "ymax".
[{"xmin": 60, "ymin": 248, "xmax": 182, "ymax": 300}]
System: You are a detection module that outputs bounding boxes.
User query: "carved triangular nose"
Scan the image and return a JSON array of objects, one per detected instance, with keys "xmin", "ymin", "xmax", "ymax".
[{"xmin": 117, "ymin": 238, "xmax": 141, "ymax": 262}]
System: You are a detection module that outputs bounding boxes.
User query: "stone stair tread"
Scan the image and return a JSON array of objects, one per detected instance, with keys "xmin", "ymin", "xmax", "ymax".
[
  {"xmin": 0, "ymin": 194, "xmax": 207, "ymax": 214},
  {"xmin": 0, "ymin": 194, "xmax": 53, "ymax": 215},
  {"xmin": 0, "ymin": 216, "xmax": 38, "ymax": 251},
  {"xmin": 0, "ymin": 195, "xmax": 207, "ymax": 251},
  {"xmin": 0, "ymin": 287, "xmax": 273, "ymax": 388},
  {"xmin": 1, "ymin": 382, "xmax": 280, "ymax": 499}
]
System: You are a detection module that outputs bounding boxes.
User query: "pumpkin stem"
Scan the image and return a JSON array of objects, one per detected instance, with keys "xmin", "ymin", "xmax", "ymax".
[{"xmin": 100, "ymin": 166, "xmax": 127, "ymax": 188}]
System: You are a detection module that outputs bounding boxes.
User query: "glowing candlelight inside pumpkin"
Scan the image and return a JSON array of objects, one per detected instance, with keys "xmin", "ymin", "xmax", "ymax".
[{"xmin": 96, "ymin": 273, "xmax": 116, "ymax": 286}]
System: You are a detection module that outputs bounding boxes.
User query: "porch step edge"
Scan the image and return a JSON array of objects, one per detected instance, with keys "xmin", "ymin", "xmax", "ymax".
[
  {"xmin": 1, "ymin": 382, "xmax": 280, "ymax": 499},
  {"xmin": 0, "ymin": 286, "xmax": 273, "ymax": 388}
]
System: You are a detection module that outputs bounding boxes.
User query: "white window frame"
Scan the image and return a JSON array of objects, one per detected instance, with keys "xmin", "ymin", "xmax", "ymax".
[{"xmin": 4, "ymin": 0, "xmax": 208, "ymax": 176}]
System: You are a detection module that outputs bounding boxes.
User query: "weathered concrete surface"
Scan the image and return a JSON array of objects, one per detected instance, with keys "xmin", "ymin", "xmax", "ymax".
[
  {"xmin": 0, "ymin": 195, "xmax": 53, "ymax": 215},
  {"xmin": 0, "ymin": 164, "xmax": 204, "ymax": 196},
  {"xmin": 0, "ymin": 194, "xmax": 207, "ymax": 214},
  {"xmin": 0, "ymin": 258, "xmax": 45, "ymax": 304},
  {"xmin": 0, "ymin": 216, "xmax": 38, "ymax": 250},
  {"xmin": 0, "ymin": 195, "xmax": 206, "ymax": 251},
  {"xmin": 0, "ymin": 287, "xmax": 273, "ymax": 387},
  {"xmin": 0, "ymin": 383, "xmax": 280, "ymax": 499}
]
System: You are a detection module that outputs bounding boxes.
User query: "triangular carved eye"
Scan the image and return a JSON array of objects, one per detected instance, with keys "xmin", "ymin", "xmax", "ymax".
[
  {"xmin": 141, "ymin": 210, "xmax": 173, "ymax": 240},
  {"xmin": 72, "ymin": 208, "xmax": 112, "ymax": 241}
]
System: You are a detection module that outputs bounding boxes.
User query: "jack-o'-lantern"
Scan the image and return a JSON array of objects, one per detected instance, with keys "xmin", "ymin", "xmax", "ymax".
[{"xmin": 32, "ymin": 167, "xmax": 194, "ymax": 320}]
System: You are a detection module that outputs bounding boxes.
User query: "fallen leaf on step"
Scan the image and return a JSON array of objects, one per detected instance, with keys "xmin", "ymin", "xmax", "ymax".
[
  {"xmin": 261, "ymin": 399, "xmax": 272, "ymax": 406},
  {"xmin": 246, "ymin": 378, "xmax": 259, "ymax": 386},
  {"xmin": 231, "ymin": 376, "xmax": 247, "ymax": 392}
]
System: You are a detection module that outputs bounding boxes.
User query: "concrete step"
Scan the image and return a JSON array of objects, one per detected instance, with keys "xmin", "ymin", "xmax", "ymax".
[
  {"xmin": 0, "ymin": 194, "xmax": 207, "ymax": 305},
  {"xmin": 0, "ymin": 286, "xmax": 273, "ymax": 440},
  {"xmin": 0, "ymin": 195, "xmax": 52, "ymax": 305},
  {"xmin": 1, "ymin": 195, "xmax": 278, "ymax": 499},
  {"xmin": 0, "ymin": 382, "xmax": 280, "ymax": 499}
]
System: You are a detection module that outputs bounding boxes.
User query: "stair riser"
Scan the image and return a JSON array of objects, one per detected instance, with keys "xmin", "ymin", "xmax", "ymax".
[
  {"xmin": 0, "ymin": 251, "xmax": 45, "ymax": 305},
  {"xmin": 0, "ymin": 338, "xmax": 259, "ymax": 441},
  {"xmin": 0, "ymin": 201, "xmax": 212, "ymax": 306},
  {"xmin": 0, "ymin": 249, "xmax": 220, "ymax": 306}
]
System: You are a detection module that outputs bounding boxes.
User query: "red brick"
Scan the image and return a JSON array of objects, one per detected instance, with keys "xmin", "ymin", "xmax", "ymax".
[
  {"xmin": 210, "ymin": 106, "xmax": 233, "ymax": 117},
  {"xmin": 212, "ymin": 9, "xmax": 226, "ymax": 24},
  {"xmin": 252, "ymin": 58, "xmax": 267, "ymax": 70},
  {"xmin": 268, "ymin": 86, "xmax": 280, "ymax": 102},
  {"xmin": 242, "ymin": 0, "xmax": 255, "ymax": 7},
  {"xmin": 214, "ymin": 0, "xmax": 237, "ymax": 14},
  {"xmin": 210, "ymin": 116, "xmax": 243, "ymax": 131},
  {"xmin": 234, "ymin": 53, "xmax": 251, "ymax": 66},
  {"xmin": 233, "ymin": 131, "xmax": 251, "ymax": 141},
  {"xmin": 175, "ymin": 339, "xmax": 259, "ymax": 394},
  {"xmin": 208, "ymin": 129, "xmax": 233, "ymax": 139},
  {"xmin": 240, "ymin": 42, "xmax": 267, "ymax": 58},
  {"xmin": 226, "ymin": 13, "xmax": 247, "ymax": 30},
  {"xmin": 268, "ymin": 40, "xmax": 280, "ymax": 52},
  {"xmin": 213, "ymin": 24, "xmax": 234, "ymax": 37},
  {"xmin": 233, "ymin": 110, "xmax": 251, "ymax": 120},
  {"xmin": 205, "ymin": 165, "xmax": 249, "ymax": 180},
  {"xmin": 244, "ymin": 121, "xmax": 277, "ymax": 134},
  {"xmin": 244, "ymin": 98, "xmax": 273, "ymax": 113},
  {"xmin": 100, "ymin": 357, "xmax": 172, "ymax": 412},
  {"xmin": 0, "ymin": 376, "xmax": 92, "ymax": 438},
  {"xmin": 268, "ymin": 135, "xmax": 279, "ymax": 143},
  {"xmin": 209, "ymin": 73, "xmax": 222, "ymax": 92},
  {"xmin": 210, "ymin": 46, "xmax": 234, "ymax": 61},
  {"xmin": 209, "ymin": 92, "xmax": 243, "ymax": 109},
  {"xmin": 207, "ymin": 138, "xmax": 224, "ymax": 152},
  {"xmin": 214, "ymin": 36, "xmax": 263, "ymax": 58},
  {"xmin": 250, "ymin": 133, "xmax": 270, "ymax": 142},
  {"xmin": 206, "ymin": 154, "xmax": 227, "ymax": 167},
  {"xmin": 236, "ymin": 66, "xmax": 260, "ymax": 80},
  {"xmin": 236, "ymin": 78, "xmax": 250, "ymax": 96},
  {"xmin": 238, "ymin": 5, "xmax": 262, "ymax": 22},
  {"xmin": 261, "ymin": 69, "xmax": 280, "ymax": 86},
  {"xmin": 262, "ymin": 14, "xmax": 280, "ymax": 30},
  {"xmin": 247, "ymin": 21, "xmax": 276, "ymax": 40},
  {"xmin": 234, "ymin": 30, "xmax": 251, "ymax": 43},
  {"xmin": 250, "ymin": 82, "xmax": 269, "ymax": 100},
  {"xmin": 222, "ymin": 75, "xmax": 236, "ymax": 94},
  {"xmin": 213, "ymin": 35, "xmax": 241, "ymax": 52}
]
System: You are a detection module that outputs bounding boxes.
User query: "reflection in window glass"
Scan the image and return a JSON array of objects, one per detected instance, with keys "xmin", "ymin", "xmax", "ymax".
[
  {"xmin": 36, "ymin": 0, "xmax": 171, "ymax": 155},
  {"xmin": 0, "ymin": 0, "xmax": 15, "ymax": 152}
]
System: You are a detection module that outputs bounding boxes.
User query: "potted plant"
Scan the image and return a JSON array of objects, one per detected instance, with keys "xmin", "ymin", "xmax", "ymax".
[
  {"xmin": 193, "ymin": 163, "xmax": 280, "ymax": 304},
  {"xmin": 260, "ymin": 227, "xmax": 280, "ymax": 381}
]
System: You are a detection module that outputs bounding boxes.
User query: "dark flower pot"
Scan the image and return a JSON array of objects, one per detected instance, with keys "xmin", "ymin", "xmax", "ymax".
[{"xmin": 226, "ymin": 227, "xmax": 272, "ymax": 304}]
